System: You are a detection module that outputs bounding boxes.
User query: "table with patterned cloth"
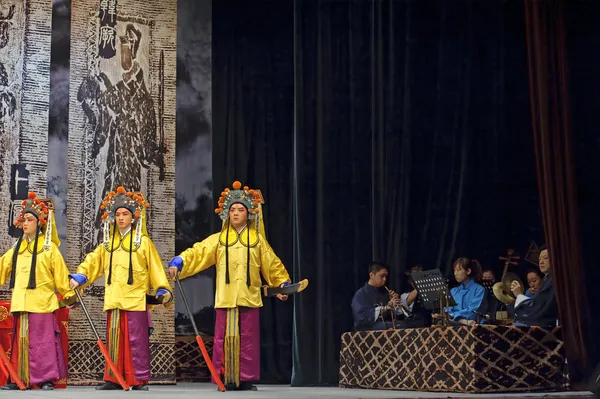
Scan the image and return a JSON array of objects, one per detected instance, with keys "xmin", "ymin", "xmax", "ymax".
[{"xmin": 338, "ymin": 325, "xmax": 569, "ymax": 393}]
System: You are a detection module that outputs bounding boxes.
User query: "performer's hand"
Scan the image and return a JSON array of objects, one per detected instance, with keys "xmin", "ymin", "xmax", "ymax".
[
  {"xmin": 431, "ymin": 313, "xmax": 444, "ymax": 320},
  {"xmin": 468, "ymin": 320, "xmax": 477, "ymax": 327},
  {"xmin": 391, "ymin": 297, "xmax": 402, "ymax": 308},
  {"xmin": 167, "ymin": 266, "xmax": 180, "ymax": 280},
  {"xmin": 510, "ymin": 280, "xmax": 524, "ymax": 296},
  {"xmin": 159, "ymin": 291, "xmax": 172, "ymax": 305},
  {"xmin": 69, "ymin": 278, "xmax": 80, "ymax": 289},
  {"xmin": 389, "ymin": 290, "xmax": 399, "ymax": 299},
  {"xmin": 277, "ymin": 282, "xmax": 290, "ymax": 301},
  {"xmin": 168, "ymin": 256, "xmax": 183, "ymax": 280}
]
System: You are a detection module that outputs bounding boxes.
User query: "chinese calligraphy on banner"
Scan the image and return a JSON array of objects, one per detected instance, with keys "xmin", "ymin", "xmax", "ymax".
[{"xmin": 98, "ymin": 0, "xmax": 118, "ymax": 58}]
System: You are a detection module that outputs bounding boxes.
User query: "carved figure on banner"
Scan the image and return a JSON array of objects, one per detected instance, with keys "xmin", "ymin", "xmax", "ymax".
[
  {"xmin": 0, "ymin": 63, "xmax": 15, "ymax": 123},
  {"xmin": 77, "ymin": 19, "xmax": 166, "ymax": 250},
  {"xmin": 0, "ymin": 5, "xmax": 15, "ymax": 49},
  {"xmin": 0, "ymin": 5, "xmax": 16, "ymax": 123},
  {"xmin": 0, "ymin": 4, "xmax": 17, "ymax": 195}
]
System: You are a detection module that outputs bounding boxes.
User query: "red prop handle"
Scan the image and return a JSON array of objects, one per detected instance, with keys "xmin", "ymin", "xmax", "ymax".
[
  {"xmin": 96, "ymin": 339, "xmax": 130, "ymax": 391},
  {"xmin": 195, "ymin": 336, "xmax": 226, "ymax": 392},
  {"xmin": 0, "ymin": 343, "xmax": 26, "ymax": 390}
]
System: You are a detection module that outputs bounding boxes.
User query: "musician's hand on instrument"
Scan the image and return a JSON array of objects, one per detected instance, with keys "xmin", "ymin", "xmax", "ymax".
[
  {"xmin": 391, "ymin": 297, "xmax": 402, "ymax": 307},
  {"xmin": 380, "ymin": 303, "xmax": 392, "ymax": 313},
  {"xmin": 431, "ymin": 313, "xmax": 444, "ymax": 320},
  {"xmin": 510, "ymin": 280, "xmax": 524, "ymax": 296},
  {"xmin": 467, "ymin": 320, "xmax": 477, "ymax": 327}
]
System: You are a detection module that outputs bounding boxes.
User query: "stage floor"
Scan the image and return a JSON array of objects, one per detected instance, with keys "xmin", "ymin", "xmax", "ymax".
[{"xmin": 13, "ymin": 383, "xmax": 595, "ymax": 398}]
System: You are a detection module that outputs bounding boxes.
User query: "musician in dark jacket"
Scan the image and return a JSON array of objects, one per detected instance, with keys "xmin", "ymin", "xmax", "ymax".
[
  {"xmin": 510, "ymin": 247, "xmax": 558, "ymax": 327},
  {"xmin": 351, "ymin": 261, "xmax": 402, "ymax": 331}
]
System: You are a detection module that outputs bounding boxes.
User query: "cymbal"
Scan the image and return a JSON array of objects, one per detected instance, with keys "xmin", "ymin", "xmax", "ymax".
[
  {"xmin": 492, "ymin": 272, "xmax": 525, "ymax": 305},
  {"xmin": 501, "ymin": 272, "xmax": 523, "ymax": 287},
  {"xmin": 493, "ymin": 282, "xmax": 515, "ymax": 305}
]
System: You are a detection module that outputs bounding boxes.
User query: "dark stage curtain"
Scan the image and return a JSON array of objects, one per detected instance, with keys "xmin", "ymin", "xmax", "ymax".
[
  {"xmin": 524, "ymin": 0, "xmax": 590, "ymax": 382},
  {"xmin": 291, "ymin": 0, "xmax": 538, "ymax": 386},
  {"xmin": 212, "ymin": 0, "xmax": 296, "ymax": 384},
  {"xmin": 563, "ymin": 0, "xmax": 600, "ymax": 379}
]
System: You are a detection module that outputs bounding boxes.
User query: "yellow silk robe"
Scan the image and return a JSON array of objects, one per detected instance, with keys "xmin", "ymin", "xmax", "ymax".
[
  {"xmin": 0, "ymin": 236, "xmax": 75, "ymax": 313},
  {"xmin": 178, "ymin": 226, "xmax": 291, "ymax": 308},
  {"xmin": 76, "ymin": 232, "xmax": 172, "ymax": 312}
]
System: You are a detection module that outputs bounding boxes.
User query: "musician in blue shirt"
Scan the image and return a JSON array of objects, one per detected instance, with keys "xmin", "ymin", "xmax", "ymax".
[{"xmin": 442, "ymin": 257, "xmax": 486, "ymax": 326}]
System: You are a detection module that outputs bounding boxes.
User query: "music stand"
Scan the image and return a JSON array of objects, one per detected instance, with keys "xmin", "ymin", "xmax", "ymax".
[{"xmin": 410, "ymin": 269, "xmax": 456, "ymax": 326}]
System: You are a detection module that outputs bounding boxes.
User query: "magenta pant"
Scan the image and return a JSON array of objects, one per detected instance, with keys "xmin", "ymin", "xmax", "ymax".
[{"xmin": 211, "ymin": 307, "xmax": 260, "ymax": 384}]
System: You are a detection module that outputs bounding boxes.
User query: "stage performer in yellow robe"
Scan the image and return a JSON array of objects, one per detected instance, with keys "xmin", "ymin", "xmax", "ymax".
[
  {"xmin": 0, "ymin": 192, "xmax": 75, "ymax": 391},
  {"xmin": 168, "ymin": 181, "xmax": 292, "ymax": 391},
  {"xmin": 69, "ymin": 186, "xmax": 173, "ymax": 391}
]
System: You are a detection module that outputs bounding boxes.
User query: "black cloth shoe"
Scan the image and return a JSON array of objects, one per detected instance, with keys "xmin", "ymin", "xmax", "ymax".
[
  {"xmin": 0, "ymin": 383, "xmax": 19, "ymax": 390},
  {"xmin": 222, "ymin": 381, "xmax": 258, "ymax": 391},
  {"xmin": 238, "ymin": 382, "xmax": 257, "ymax": 391},
  {"xmin": 95, "ymin": 381, "xmax": 121, "ymax": 390},
  {"xmin": 132, "ymin": 384, "xmax": 149, "ymax": 391},
  {"xmin": 41, "ymin": 382, "xmax": 54, "ymax": 390}
]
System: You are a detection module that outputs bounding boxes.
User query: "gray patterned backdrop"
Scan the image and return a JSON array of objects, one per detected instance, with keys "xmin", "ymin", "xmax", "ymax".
[{"xmin": 0, "ymin": 0, "xmax": 52, "ymax": 300}]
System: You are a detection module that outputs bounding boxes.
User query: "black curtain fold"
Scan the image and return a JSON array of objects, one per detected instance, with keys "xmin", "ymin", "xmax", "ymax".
[{"xmin": 292, "ymin": 0, "xmax": 374, "ymax": 385}]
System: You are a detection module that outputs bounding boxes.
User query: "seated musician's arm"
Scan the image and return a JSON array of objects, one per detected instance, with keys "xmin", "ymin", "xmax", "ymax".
[
  {"xmin": 351, "ymin": 289, "xmax": 386, "ymax": 329},
  {"xmin": 445, "ymin": 287, "xmax": 460, "ymax": 315},
  {"xmin": 401, "ymin": 290, "xmax": 417, "ymax": 312},
  {"xmin": 514, "ymin": 276, "xmax": 545, "ymax": 308},
  {"xmin": 451, "ymin": 284, "xmax": 486, "ymax": 321},
  {"xmin": 514, "ymin": 294, "xmax": 532, "ymax": 308}
]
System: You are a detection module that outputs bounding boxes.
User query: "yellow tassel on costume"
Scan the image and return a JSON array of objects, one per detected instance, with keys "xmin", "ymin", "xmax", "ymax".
[
  {"xmin": 224, "ymin": 308, "xmax": 240, "ymax": 387},
  {"xmin": 107, "ymin": 309, "xmax": 121, "ymax": 379},
  {"xmin": 18, "ymin": 313, "xmax": 30, "ymax": 386}
]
